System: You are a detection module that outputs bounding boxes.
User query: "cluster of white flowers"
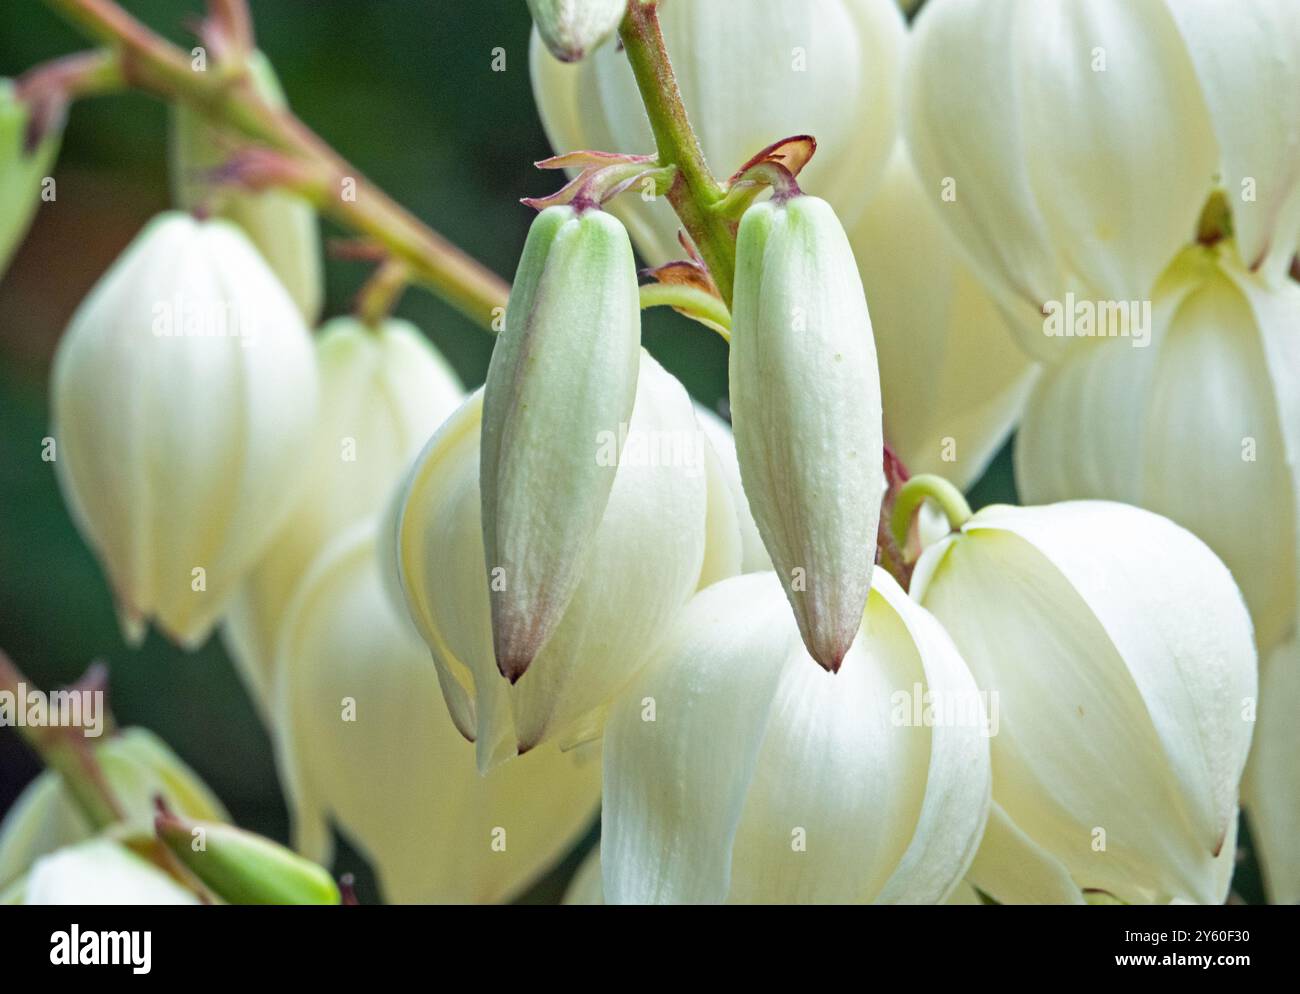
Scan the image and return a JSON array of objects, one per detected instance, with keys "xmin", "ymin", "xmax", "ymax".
[{"xmin": 0, "ymin": 0, "xmax": 1294, "ymax": 906}]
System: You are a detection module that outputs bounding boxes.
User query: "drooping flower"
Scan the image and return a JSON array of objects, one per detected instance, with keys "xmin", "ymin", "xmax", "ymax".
[
  {"xmin": 480, "ymin": 205, "xmax": 640, "ymax": 682},
  {"xmin": 909, "ymin": 500, "xmax": 1258, "ymax": 904},
  {"xmin": 729, "ymin": 194, "xmax": 882, "ymax": 671},
  {"xmin": 600, "ymin": 570, "xmax": 990, "ymax": 904},
  {"xmin": 272, "ymin": 518, "xmax": 601, "ymax": 902},
  {"xmin": 392, "ymin": 353, "xmax": 709, "ymax": 771},
  {"xmin": 530, "ymin": 0, "xmax": 906, "ymax": 263},
  {"xmin": 1015, "ymin": 247, "xmax": 1300, "ymax": 655},
  {"xmin": 51, "ymin": 212, "xmax": 319, "ymax": 649},
  {"xmin": 224, "ymin": 316, "xmax": 462, "ymax": 710},
  {"xmin": 905, "ymin": 0, "xmax": 1300, "ymax": 358},
  {"xmin": 170, "ymin": 51, "xmax": 323, "ymax": 322}
]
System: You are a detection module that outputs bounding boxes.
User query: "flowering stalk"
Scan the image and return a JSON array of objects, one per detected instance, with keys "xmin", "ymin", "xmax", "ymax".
[
  {"xmin": 38, "ymin": 0, "xmax": 510, "ymax": 330},
  {"xmin": 618, "ymin": 0, "xmax": 737, "ymax": 305}
]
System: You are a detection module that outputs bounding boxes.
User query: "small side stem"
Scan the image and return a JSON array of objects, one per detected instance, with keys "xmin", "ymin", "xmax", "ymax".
[
  {"xmin": 889, "ymin": 474, "xmax": 973, "ymax": 556},
  {"xmin": 39, "ymin": 0, "xmax": 509, "ymax": 332},
  {"xmin": 619, "ymin": 1, "xmax": 737, "ymax": 306},
  {"xmin": 639, "ymin": 283, "xmax": 731, "ymax": 339}
]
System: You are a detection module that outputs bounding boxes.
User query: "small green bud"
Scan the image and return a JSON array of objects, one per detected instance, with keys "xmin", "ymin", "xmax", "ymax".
[
  {"xmin": 0, "ymin": 79, "xmax": 61, "ymax": 277},
  {"xmin": 526, "ymin": 0, "xmax": 625, "ymax": 62},
  {"xmin": 155, "ymin": 810, "xmax": 340, "ymax": 905}
]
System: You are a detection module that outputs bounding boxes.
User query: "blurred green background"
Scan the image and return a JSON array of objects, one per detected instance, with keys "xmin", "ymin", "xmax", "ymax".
[{"xmin": 0, "ymin": 0, "xmax": 1259, "ymax": 903}]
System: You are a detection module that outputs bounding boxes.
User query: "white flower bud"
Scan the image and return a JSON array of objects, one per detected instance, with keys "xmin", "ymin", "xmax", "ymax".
[
  {"xmin": 0, "ymin": 79, "xmax": 60, "ymax": 277},
  {"xmin": 729, "ymin": 194, "xmax": 883, "ymax": 671},
  {"xmin": 51, "ymin": 212, "xmax": 319, "ymax": 649},
  {"xmin": 526, "ymin": 0, "xmax": 625, "ymax": 62},
  {"xmin": 170, "ymin": 52, "xmax": 323, "ymax": 323},
  {"xmin": 481, "ymin": 205, "xmax": 640, "ymax": 682},
  {"xmin": 909, "ymin": 500, "xmax": 1258, "ymax": 904},
  {"xmin": 272, "ymin": 518, "xmax": 601, "ymax": 903},
  {"xmin": 601, "ymin": 570, "xmax": 990, "ymax": 904},
  {"xmin": 530, "ymin": 0, "xmax": 905, "ymax": 263},
  {"xmin": 393, "ymin": 353, "xmax": 708, "ymax": 771},
  {"xmin": 224, "ymin": 317, "xmax": 462, "ymax": 709}
]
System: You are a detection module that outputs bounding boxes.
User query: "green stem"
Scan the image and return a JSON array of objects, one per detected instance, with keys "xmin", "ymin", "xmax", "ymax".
[
  {"xmin": 39, "ymin": 0, "xmax": 509, "ymax": 332},
  {"xmin": 0, "ymin": 651, "xmax": 121, "ymax": 830},
  {"xmin": 889, "ymin": 474, "xmax": 973, "ymax": 553},
  {"xmin": 619, "ymin": 1, "xmax": 737, "ymax": 306},
  {"xmin": 639, "ymin": 282, "xmax": 731, "ymax": 339}
]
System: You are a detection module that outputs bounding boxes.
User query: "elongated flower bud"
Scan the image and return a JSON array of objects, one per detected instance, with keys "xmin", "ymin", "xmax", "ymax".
[
  {"xmin": 526, "ymin": 0, "xmax": 625, "ymax": 62},
  {"xmin": 481, "ymin": 205, "xmax": 640, "ymax": 681},
  {"xmin": 0, "ymin": 79, "xmax": 60, "ymax": 278},
  {"xmin": 531, "ymin": 0, "xmax": 906, "ymax": 264},
  {"xmin": 394, "ymin": 353, "xmax": 707, "ymax": 771},
  {"xmin": 601, "ymin": 570, "xmax": 990, "ymax": 904},
  {"xmin": 51, "ymin": 212, "xmax": 319, "ymax": 649},
  {"xmin": 224, "ymin": 317, "xmax": 462, "ymax": 710},
  {"xmin": 13, "ymin": 838, "xmax": 198, "ymax": 905},
  {"xmin": 273, "ymin": 518, "xmax": 601, "ymax": 902},
  {"xmin": 170, "ymin": 52, "xmax": 323, "ymax": 323},
  {"xmin": 729, "ymin": 195, "xmax": 883, "ymax": 672},
  {"xmin": 0, "ymin": 728, "xmax": 226, "ymax": 892},
  {"xmin": 909, "ymin": 500, "xmax": 1258, "ymax": 904},
  {"xmin": 155, "ymin": 811, "xmax": 340, "ymax": 905}
]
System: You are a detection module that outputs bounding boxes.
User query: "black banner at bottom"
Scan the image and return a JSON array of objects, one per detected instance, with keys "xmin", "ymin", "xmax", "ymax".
[{"xmin": 0, "ymin": 905, "xmax": 1291, "ymax": 981}]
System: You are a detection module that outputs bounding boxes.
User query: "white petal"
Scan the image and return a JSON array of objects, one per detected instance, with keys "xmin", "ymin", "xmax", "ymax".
[
  {"xmin": 1243, "ymin": 639, "xmax": 1300, "ymax": 904},
  {"xmin": 905, "ymin": 0, "xmax": 1068, "ymax": 335},
  {"xmin": 273, "ymin": 517, "xmax": 601, "ymax": 903},
  {"xmin": 694, "ymin": 404, "xmax": 769, "ymax": 574},
  {"xmin": 1016, "ymin": 0, "xmax": 1216, "ymax": 304},
  {"xmin": 26, "ymin": 839, "xmax": 199, "ymax": 905},
  {"xmin": 851, "ymin": 146, "xmax": 1038, "ymax": 489},
  {"xmin": 967, "ymin": 803, "xmax": 1085, "ymax": 905},
  {"xmin": 1167, "ymin": 0, "xmax": 1300, "ymax": 281}
]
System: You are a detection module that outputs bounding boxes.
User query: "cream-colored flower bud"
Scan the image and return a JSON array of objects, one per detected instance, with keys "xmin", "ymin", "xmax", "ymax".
[
  {"xmin": 530, "ymin": 0, "xmax": 905, "ymax": 263},
  {"xmin": 224, "ymin": 317, "xmax": 462, "ymax": 709},
  {"xmin": 909, "ymin": 500, "xmax": 1258, "ymax": 904},
  {"xmin": 394, "ymin": 353, "xmax": 708, "ymax": 771},
  {"xmin": 51, "ymin": 212, "xmax": 319, "ymax": 649},
  {"xmin": 526, "ymin": 0, "xmax": 625, "ymax": 62},
  {"xmin": 0, "ymin": 727, "xmax": 226, "ymax": 892},
  {"xmin": 601, "ymin": 570, "xmax": 990, "ymax": 904},
  {"xmin": 273, "ymin": 518, "xmax": 601, "ymax": 903},
  {"xmin": 0, "ymin": 79, "xmax": 60, "ymax": 277},
  {"xmin": 729, "ymin": 194, "xmax": 883, "ymax": 671},
  {"xmin": 170, "ymin": 51, "xmax": 323, "ymax": 322},
  {"xmin": 11, "ymin": 838, "xmax": 199, "ymax": 905},
  {"xmin": 850, "ymin": 146, "xmax": 1038, "ymax": 490},
  {"xmin": 481, "ymin": 205, "xmax": 640, "ymax": 681}
]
